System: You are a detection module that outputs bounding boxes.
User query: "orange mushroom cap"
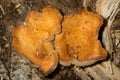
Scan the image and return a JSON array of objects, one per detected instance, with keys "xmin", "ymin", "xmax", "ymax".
[
  {"xmin": 55, "ymin": 9, "xmax": 107, "ymax": 66},
  {"xmin": 26, "ymin": 5, "xmax": 62, "ymax": 41},
  {"xmin": 12, "ymin": 5, "xmax": 62, "ymax": 75}
]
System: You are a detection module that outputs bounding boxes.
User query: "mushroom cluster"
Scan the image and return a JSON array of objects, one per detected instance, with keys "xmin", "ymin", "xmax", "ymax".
[{"xmin": 12, "ymin": 6, "xmax": 107, "ymax": 75}]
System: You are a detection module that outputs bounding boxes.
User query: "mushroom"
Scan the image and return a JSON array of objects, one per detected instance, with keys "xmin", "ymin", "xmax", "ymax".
[
  {"xmin": 55, "ymin": 9, "xmax": 107, "ymax": 66},
  {"xmin": 12, "ymin": 6, "xmax": 62, "ymax": 75}
]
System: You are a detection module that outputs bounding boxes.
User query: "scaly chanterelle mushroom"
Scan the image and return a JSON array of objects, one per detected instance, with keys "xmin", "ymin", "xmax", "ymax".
[
  {"xmin": 12, "ymin": 5, "xmax": 62, "ymax": 75},
  {"xmin": 55, "ymin": 8, "xmax": 107, "ymax": 66}
]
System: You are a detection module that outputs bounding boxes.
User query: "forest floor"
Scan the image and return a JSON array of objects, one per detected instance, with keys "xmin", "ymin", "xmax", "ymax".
[{"xmin": 0, "ymin": 0, "xmax": 120, "ymax": 80}]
